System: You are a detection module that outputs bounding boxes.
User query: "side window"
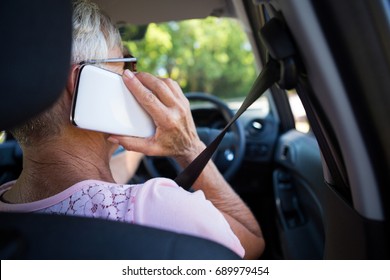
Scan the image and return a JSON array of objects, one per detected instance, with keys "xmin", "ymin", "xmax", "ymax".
[
  {"xmin": 0, "ymin": 131, "xmax": 5, "ymax": 143},
  {"xmin": 287, "ymin": 90, "xmax": 310, "ymax": 133}
]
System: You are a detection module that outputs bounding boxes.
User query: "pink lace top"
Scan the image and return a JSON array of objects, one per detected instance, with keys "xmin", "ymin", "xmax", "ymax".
[{"xmin": 0, "ymin": 178, "xmax": 244, "ymax": 257}]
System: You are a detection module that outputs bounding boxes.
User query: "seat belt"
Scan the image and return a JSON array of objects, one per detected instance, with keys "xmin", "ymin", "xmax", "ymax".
[{"xmin": 174, "ymin": 58, "xmax": 281, "ymax": 190}]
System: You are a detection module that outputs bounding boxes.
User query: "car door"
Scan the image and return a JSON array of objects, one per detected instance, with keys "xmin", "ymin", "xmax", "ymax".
[{"xmin": 244, "ymin": 0, "xmax": 390, "ymax": 259}]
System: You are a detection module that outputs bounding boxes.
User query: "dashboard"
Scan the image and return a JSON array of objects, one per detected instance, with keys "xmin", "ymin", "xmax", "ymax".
[{"xmin": 190, "ymin": 96, "xmax": 279, "ymax": 164}]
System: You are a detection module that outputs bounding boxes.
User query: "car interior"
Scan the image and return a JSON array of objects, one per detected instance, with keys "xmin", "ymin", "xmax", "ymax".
[{"xmin": 1, "ymin": 0, "xmax": 389, "ymax": 260}]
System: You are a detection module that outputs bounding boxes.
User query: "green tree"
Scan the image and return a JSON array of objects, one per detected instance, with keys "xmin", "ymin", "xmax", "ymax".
[{"xmin": 123, "ymin": 17, "xmax": 257, "ymax": 99}]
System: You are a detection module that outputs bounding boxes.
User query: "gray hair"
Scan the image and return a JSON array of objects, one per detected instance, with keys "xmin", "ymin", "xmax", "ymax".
[
  {"xmin": 10, "ymin": 0, "xmax": 122, "ymax": 146},
  {"xmin": 72, "ymin": 0, "xmax": 123, "ymax": 63}
]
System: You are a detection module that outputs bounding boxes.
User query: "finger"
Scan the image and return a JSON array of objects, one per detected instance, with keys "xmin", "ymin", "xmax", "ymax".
[
  {"xmin": 161, "ymin": 77, "xmax": 185, "ymax": 101},
  {"xmin": 135, "ymin": 72, "xmax": 177, "ymax": 107},
  {"xmin": 122, "ymin": 70, "xmax": 168, "ymax": 118},
  {"xmin": 108, "ymin": 135, "xmax": 161, "ymax": 156}
]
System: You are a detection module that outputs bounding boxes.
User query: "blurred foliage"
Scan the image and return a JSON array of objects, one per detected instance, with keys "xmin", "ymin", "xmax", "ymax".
[
  {"xmin": 119, "ymin": 24, "xmax": 148, "ymax": 41},
  {"xmin": 122, "ymin": 17, "xmax": 257, "ymax": 99},
  {"xmin": 0, "ymin": 131, "xmax": 5, "ymax": 143}
]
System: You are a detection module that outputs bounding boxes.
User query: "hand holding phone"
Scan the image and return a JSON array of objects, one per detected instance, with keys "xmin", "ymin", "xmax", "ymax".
[{"xmin": 70, "ymin": 65, "xmax": 155, "ymax": 138}]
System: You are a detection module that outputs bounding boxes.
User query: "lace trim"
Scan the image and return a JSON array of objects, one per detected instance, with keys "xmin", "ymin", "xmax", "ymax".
[{"xmin": 37, "ymin": 182, "xmax": 137, "ymax": 223}]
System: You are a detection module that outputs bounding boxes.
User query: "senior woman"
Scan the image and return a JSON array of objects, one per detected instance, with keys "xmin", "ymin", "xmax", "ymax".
[{"xmin": 0, "ymin": 0, "xmax": 264, "ymax": 259}]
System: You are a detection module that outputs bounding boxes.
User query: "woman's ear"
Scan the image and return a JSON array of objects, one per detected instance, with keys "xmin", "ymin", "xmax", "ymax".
[{"xmin": 66, "ymin": 65, "xmax": 81, "ymax": 97}]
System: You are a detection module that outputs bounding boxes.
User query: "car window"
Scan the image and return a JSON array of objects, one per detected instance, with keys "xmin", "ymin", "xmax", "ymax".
[
  {"xmin": 0, "ymin": 131, "xmax": 5, "ymax": 143},
  {"xmin": 120, "ymin": 17, "xmax": 258, "ymax": 101},
  {"xmin": 287, "ymin": 90, "xmax": 310, "ymax": 133}
]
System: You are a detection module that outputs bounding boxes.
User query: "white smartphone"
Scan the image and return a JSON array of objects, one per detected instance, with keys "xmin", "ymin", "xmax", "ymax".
[{"xmin": 70, "ymin": 65, "xmax": 155, "ymax": 137}]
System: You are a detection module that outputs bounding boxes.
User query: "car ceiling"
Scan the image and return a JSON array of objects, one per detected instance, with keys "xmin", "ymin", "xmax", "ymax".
[{"xmin": 93, "ymin": 0, "xmax": 236, "ymax": 25}]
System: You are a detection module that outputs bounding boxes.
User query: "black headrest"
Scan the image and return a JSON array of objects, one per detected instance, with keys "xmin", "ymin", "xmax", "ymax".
[{"xmin": 0, "ymin": 0, "xmax": 72, "ymax": 130}]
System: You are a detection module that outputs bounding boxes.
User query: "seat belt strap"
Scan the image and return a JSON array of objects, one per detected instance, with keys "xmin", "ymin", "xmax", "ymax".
[{"xmin": 174, "ymin": 58, "xmax": 281, "ymax": 190}]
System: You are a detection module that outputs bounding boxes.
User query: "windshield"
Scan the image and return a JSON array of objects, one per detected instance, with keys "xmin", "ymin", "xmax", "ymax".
[{"xmin": 121, "ymin": 17, "xmax": 258, "ymax": 100}]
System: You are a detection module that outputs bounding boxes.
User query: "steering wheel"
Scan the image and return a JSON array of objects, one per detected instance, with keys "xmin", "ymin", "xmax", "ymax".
[{"xmin": 143, "ymin": 92, "xmax": 246, "ymax": 182}]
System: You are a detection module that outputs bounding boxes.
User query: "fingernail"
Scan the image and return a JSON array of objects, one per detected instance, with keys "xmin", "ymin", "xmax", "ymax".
[
  {"xmin": 107, "ymin": 136, "xmax": 119, "ymax": 144},
  {"xmin": 124, "ymin": 69, "xmax": 134, "ymax": 79}
]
